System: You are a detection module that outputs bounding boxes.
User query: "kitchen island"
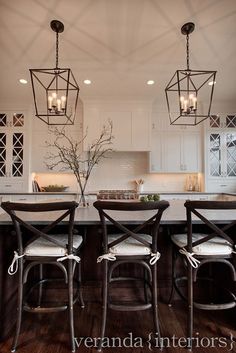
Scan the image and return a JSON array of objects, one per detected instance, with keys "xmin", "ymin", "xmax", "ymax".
[
  {"xmin": 0, "ymin": 198, "xmax": 236, "ymax": 340},
  {"xmin": 0, "ymin": 198, "xmax": 236, "ymax": 225}
]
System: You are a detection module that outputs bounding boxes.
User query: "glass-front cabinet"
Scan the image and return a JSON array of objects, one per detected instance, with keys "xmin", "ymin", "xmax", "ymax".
[
  {"xmin": 205, "ymin": 114, "xmax": 236, "ymax": 192},
  {"xmin": 209, "ymin": 132, "xmax": 236, "ymax": 178},
  {"xmin": 0, "ymin": 112, "xmax": 28, "ymax": 192},
  {"xmin": 208, "ymin": 114, "xmax": 236, "ymax": 129}
]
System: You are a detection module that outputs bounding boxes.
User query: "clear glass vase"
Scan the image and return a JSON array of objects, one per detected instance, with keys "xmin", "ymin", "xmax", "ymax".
[{"xmin": 77, "ymin": 192, "xmax": 89, "ymax": 207}]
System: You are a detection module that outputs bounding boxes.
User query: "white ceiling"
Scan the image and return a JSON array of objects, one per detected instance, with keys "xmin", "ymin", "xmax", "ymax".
[{"xmin": 1, "ymin": 0, "xmax": 236, "ymax": 107}]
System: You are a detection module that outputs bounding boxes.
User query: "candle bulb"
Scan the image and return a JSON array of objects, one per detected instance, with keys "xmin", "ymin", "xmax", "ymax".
[
  {"xmin": 183, "ymin": 100, "xmax": 188, "ymax": 113},
  {"xmin": 180, "ymin": 96, "xmax": 185, "ymax": 110},
  {"xmin": 189, "ymin": 94, "xmax": 194, "ymax": 108},
  {"xmin": 61, "ymin": 96, "xmax": 66, "ymax": 110},
  {"xmin": 52, "ymin": 92, "xmax": 57, "ymax": 107},
  {"xmin": 57, "ymin": 99, "xmax": 61, "ymax": 112},
  {"xmin": 48, "ymin": 96, "xmax": 53, "ymax": 110},
  {"xmin": 193, "ymin": 97, "xmax": 197, "ymax": 110}
]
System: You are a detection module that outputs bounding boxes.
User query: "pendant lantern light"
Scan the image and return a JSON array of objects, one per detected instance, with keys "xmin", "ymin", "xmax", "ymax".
[
  {"xmin": 30, "ymin": 20, "xmax": 80, "ymax": 125},
  {"xmin": 165, "ymin": 22, "xmax": 217, "ymax": 126}
]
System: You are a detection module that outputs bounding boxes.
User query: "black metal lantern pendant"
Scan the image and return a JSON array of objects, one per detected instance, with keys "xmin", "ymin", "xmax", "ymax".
[
  {"xmin": 30, "ymin": 20, "xmax": 80, "ymax": 125},
  {"xmin": 165, "ymin": 22, "xmax": 217, "ymax": 126}
]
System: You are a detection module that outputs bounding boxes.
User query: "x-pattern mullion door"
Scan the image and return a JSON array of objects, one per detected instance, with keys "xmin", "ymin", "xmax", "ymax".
[
  {"xmin": 209, "ymin": 133, "xmax": 222, "ymax": 177},
  {"xmin": 0, "ymin": 132, "xmax": 7, "ymax": 177},
  {"xmin": 0, "ymin": 132, "xmax": 24, "ymax": 178},
  {"xmin": 225, "ymin": 132, "xmax": 236, "ymax": 177}
]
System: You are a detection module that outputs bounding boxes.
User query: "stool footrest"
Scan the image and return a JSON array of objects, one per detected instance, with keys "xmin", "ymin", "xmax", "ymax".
[
  {"xmin": 23, "ymin": 304, "xmax": 67, "ymax": 313},
  {"xmin": 108, "ymin": 303, "xmax": 152, "ymax": 311},
  {"xmin": 193, "ymin": 301, "xmax": 236, "ymax": 310}
]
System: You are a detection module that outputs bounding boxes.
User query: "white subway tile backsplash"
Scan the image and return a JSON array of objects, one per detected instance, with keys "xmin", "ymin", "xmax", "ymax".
[{"xmin": 36, "ymin": 152, "xmax": 201, "ymax": 192}]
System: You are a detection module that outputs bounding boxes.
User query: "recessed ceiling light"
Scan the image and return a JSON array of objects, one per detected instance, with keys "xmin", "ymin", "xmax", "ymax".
[
  {"xmin": 208, "ymin": 81, "xmax": 216, "ymax": 86},
  {"xmin": 84, "ymin": 79, "xmax": 91, "ymax": 85},
  {"xmin": 147, "ymin": 80, "xmax": 155, "ymax": 85},
  {"xmin": 19, "ymin": 78, "xmax": 28, "ymax": 84}
]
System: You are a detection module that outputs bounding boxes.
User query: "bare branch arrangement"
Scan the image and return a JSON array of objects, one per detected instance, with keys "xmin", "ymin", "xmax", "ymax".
[{"xmin": 45, "ymin": 120, "xmax": 113, "ymax": 206}]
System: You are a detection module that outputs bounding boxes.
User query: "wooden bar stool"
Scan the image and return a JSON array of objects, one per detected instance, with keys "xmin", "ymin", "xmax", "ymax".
[
  {"xmin": 1, "ymin": 201, "xmax": 84, "ymax": 352},
  {"xmin": 93, "ymin": 200, "xmax": 169, "ymax": 351},
  {"xmin": 169, "ymin": 200, "xmax": 236, "ymax": 350}
]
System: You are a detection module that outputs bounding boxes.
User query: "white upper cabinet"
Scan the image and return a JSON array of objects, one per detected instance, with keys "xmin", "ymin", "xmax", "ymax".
[
  {"xmin": 149, "ymin": 101, "xmax": 202, "ymax": 173},
  {"xmin": 163, "ymin": 132, "xmax": 182, "ymax": 172},
  {"xmin": 149, "ymin": 130, "xmax": 201, "ymax": 173},
  {"xmin": 31, "ymin": 101, "xmax": 83, "ymax": 173},
  {"xmin": 0, "ymin": 112, "xmax": 25, "ymax": 129},
  {"xmin": 100, "ymin": 111, "xmax": 132, "ymax": 151},
  {"xmin": 149, "ymin": 130, "xmax": 163, "ymax": 172},
  {"xmin": 205, "ymin": 129, "xmax": 236, "ymax": 192},
  {"xmin": 0, "ymin": 111, "xmax": 29, "ymax": 192},
  {"xmin": 132, "ymin": 111, "xmax": 150, "ymax": 151},
  {"xmin": 83, "ymin": 101, "xmax": 151, "ymax": 151},
  {"xmin": 206, "ymin": 114, "xmax": 236, "ymax": 130},
  {"xmin": 204, "ymin": 114, "xmax": 236, "ymax": 192},
  {"xmin": 182, "ymin": 132, "xmax": 201, "ymax": 172}
]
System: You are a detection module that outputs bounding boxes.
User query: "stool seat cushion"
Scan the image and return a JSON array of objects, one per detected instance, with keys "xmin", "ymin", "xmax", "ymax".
[
  {"xmin": 171, "ymin": 233, "xmax": 233, "ymax": 256},
  {"xmin": 25, "ymin": 234, "xmax": 83, "ymax": 257},
  {"xmin": 108, "ymin": 233, "xmax": 152, "ymax": 256}
]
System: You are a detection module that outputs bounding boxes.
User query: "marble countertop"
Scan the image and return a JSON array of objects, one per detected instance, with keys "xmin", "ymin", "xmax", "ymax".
[
  {"xmin": 0, "ymin": 191, "xmax": 235, "ymax": 196},
  {"xmin": 0, "ymin": 199, "xmax": 235, "ymax": 225}
]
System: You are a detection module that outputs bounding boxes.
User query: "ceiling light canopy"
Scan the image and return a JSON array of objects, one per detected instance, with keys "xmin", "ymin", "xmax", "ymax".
[
  {"xmin": 147, "ymin": 80, "xmax": 155, "ymax": 85},
  {"xmin": 29, "ymin": 20, "xmax": 80, "ymax": 125},
  {"xmin": 165, "ymin": 22, "xmax": 217, "ymax": 126}
]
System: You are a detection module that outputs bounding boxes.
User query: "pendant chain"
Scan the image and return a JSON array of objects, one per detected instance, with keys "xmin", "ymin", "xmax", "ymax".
[
  {"xmin": 56, "ymin": 31, "xmax": 59, "ymax": 68},
  {"xmin": 186, "ymin": 33, "xmax": 190, "ymax": 70}
]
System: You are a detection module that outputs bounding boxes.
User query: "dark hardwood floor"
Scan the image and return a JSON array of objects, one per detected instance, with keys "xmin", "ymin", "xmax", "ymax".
[{"xmin": 0, "ymin": 285, "xmax": 235, "ymax": 353}]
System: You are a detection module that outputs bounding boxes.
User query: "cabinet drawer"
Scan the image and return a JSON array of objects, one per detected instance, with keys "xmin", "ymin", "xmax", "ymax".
[
  {"xmin": 206, "ymin": 180, "xmax": 236, "ymax": 193},
  {"xmin": 35, "ymin": 194, "xmax": 76, "ymax": 202},
  {"xmin": 10, "ymin": 195, "xmax": 36, "ymax": 202},
  {"xmin": 0, "ymin": 181, "xmax": 24, "ymax": 192}
]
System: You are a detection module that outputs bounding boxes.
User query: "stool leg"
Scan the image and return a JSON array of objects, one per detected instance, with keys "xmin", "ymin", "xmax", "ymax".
[
  {"xmin": 68, "ymin": 259, "xmax": 76, "ymax": 353},
  {"xmin": 78, "ymin": 262, "xmax": 85, "ymax": 308},
  {"xmin": 98, "ymin": 260, "xmax": 108, "ymax": 352},
  {"xmin": 167, "ymin": 245, "xmax": 177, "ymax": 306},
  {"xmin": 11, "ymin": 258, "xmax": 23, "ymax": 352},
  {"xmin": 187, "ymin": 263, "xmax": 193, "ymax": 351},
  {"xmin": 37, "ymin": 264, "xmax": 43, "ymax": 307},
  {"xmin": 152, "ymin": 263, "xmax": 161, "ymax": 345},
  {"xmin": 144, "ymin": 267, "xmax": 149, "ymax": 304}
]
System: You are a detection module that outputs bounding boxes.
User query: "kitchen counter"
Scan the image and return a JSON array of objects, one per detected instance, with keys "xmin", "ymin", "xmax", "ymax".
[
  {"xmin": 0, "ymin": 199, "xmax": 236, "ymax": 225},
  {"xmin": 0, "ymin": 191, "xmax": 235, "ymax": 196}
]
